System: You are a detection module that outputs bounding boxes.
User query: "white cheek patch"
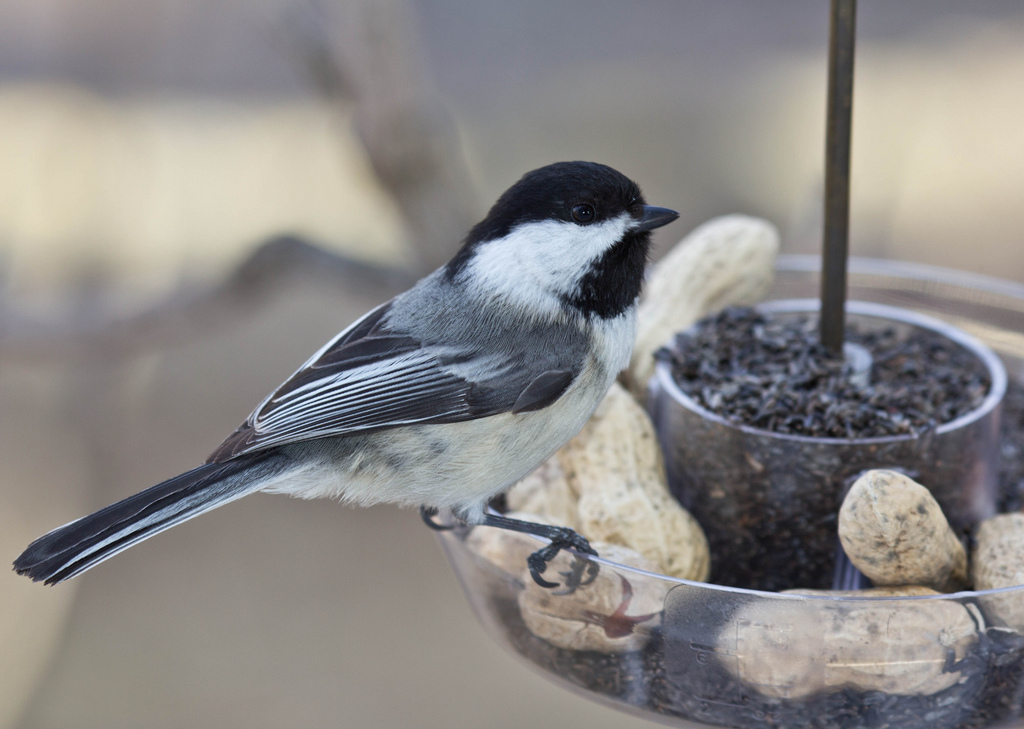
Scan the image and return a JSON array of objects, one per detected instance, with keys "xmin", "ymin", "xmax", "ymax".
[{"xmin": 465, "ymin": 213, "xmax": 632, "ymax": 317}]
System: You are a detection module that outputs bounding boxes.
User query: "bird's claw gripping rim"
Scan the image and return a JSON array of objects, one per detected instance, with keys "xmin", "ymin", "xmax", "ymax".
[
  {"xmin": 526, "ymin": 530, "xmax": 599, "ymax": 593},
  {"xmin": 420, "ymin": 506, "xmax": 601, "ymax": 591}
]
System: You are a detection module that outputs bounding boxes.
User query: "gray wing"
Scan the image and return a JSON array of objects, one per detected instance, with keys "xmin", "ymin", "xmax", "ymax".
[{"xmin": 206, "ymin": 301, "xmax": 578, "ymax": 463}]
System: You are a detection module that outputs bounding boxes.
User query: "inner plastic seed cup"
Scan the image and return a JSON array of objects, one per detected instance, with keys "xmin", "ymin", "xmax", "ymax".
[
  {"xmin": 435, "ymin": 260, "xmax": 1024, "ymax": 729},
  {"xmin": 647, "ymin": 299, "xmax": 1007, "ymax": 592}
]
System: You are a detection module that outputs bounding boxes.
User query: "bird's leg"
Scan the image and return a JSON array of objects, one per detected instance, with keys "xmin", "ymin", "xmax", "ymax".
[
  {"xmin": 478, "ymin": 513, "xmax": 599, "ymax": 591},
  {"xmin": 420, "ymin": 507, "xmax": 599, "ymax": 592},
  {"xmin": 419, "ymin": 505, "xmax": 457, "ymax": 531}
]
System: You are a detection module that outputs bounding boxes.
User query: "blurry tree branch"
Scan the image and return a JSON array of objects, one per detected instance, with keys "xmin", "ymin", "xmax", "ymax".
[
  {"xmin": 0, "ymin": 0, "xmax": 477, "ymax": 362},
  {"xmin": 282, "ymin": 0, "xmax": 481, "ymax": 274},
  {"xmin": 0, "ymin": 236, "xmax": 415, "ymax": 362}
]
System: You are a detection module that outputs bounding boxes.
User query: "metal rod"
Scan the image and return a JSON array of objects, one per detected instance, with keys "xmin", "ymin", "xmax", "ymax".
[{"xmin": 820, "ymin": 0, "xmax": 857, "ymax": 355}]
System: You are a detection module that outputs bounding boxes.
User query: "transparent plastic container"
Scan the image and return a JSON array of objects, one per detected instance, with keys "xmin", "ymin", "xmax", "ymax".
[
  {"xmin": 648, "ymin": 299, "xmax": 1006, "ymax": 592},
  {"xmin": 435, "ymin": 257, "xmax": 1024, "ymax": 729}
]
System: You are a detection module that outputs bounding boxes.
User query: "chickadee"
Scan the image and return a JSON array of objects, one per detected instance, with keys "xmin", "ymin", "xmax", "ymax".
[{"xmin": 14, "ymin": 161, "xmax": 678, "ymax": 589}]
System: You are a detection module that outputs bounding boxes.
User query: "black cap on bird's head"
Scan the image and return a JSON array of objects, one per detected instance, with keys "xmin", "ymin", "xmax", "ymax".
[
  {"xmin": 459, "ymin": 161, "xmax": 676, "ymax": 245},
  {"xmin": 446, "ymin": 161, "xmax": 679, "ymax": 319}
]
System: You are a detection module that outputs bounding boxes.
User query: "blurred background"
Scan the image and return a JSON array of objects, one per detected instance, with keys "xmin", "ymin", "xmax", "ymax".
[{"xmin": 1, "ymin": 1, "xmax": 1024, "ymax": 727}]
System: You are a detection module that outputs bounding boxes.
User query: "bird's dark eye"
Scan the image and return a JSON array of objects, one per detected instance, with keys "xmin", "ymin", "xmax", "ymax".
[{"xmin": 571, "ymin": 203, "xmax": 596, "ymax": 224}]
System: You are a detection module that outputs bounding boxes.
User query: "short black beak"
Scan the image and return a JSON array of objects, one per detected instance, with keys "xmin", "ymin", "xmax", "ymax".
[{"xmin": 635, "ymin": 205, "xmax": 679, "ymax": 232}]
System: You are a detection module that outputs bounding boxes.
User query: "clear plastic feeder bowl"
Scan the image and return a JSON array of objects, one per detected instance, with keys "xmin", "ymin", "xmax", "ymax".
[{"xmin": 435, "ymin": 257, "xmax": 1024, "ymax": 729}]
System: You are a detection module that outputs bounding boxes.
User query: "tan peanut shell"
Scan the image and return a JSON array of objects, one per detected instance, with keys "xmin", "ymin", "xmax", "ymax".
[
  {"xmin": 719, "ymin": 586, "xmax": 980, "ymax": 698},
  {"xmin": 838, "ymin": 469, "xmax": 968, "ymax": 593},
  {"xmin": 518, "ymin": 542, "xmax": 666, "ymax": 653},
  {"xmin": 505, "ymin": 458, "xmax": 579, "ymax": 531},
  {"xmin": 562, "ymin": 383, "xmax": 710, "ymax": 582},
  {"xmin": 973, "ymin": 513, "xmax": 1024, "ymax": 630}
]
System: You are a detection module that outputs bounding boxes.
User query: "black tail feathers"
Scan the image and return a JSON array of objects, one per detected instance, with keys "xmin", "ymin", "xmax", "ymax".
[{"xmin": 14, "ymin": 451, "xmax": 285, "ymax": 585}]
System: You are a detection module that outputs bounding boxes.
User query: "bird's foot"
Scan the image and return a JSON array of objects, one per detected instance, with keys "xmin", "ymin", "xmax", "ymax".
[
  {"xmin": 526, "ymin": 529, "xmax": 599, "ymax": 592},
  {"xmin": 427, "ymin": 510, "xmax": 601, "ymax": 592},
  {"xmin": 419, "ymin": 505, "xmax": 455, "ymax": 531}
]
